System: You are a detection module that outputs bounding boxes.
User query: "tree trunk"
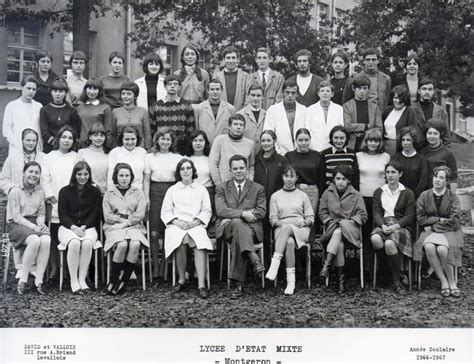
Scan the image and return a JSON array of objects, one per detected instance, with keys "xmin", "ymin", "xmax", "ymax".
[{"xmin": 72, "ymin": 0, "xmax": 90, "ymax": 77}]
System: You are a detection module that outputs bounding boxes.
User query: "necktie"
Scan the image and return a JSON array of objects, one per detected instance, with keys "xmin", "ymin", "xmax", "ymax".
[
  {"xmin": 237, "ymin": 184, "xmax": 242, "ymax": 198},
  {"xmin": 262, "ymin": 73, "xmax": 266, "ymax": 90}
]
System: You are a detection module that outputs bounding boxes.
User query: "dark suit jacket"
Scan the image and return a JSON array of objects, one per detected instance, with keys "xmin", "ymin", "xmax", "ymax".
[{"xmin": 215, "ymin": 179, "xmax": 266, "ymax": 241}]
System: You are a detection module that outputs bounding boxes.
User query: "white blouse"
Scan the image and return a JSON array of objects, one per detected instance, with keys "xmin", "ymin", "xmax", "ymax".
[
  {"xmin": 380, "ymin": 183, "xmax": 406, "ymax": 217},
  {"xmin": 144, "ymin": 152, "xmax": 183, "ymax": 182},
  {"xmin": 384, "ymin": 107, "xmax": 406, "ymax": 140},
  {"xmin": 108, "ymin": 146, "xmax": 147, "ymax": 190},
  {"xmin": 190, "ymin": 155, "xmax": 213, "ymax": 187}
]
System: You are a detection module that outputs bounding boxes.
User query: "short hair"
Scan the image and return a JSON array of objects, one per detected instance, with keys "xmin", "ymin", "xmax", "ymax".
[
  {"xmin": 151, "ymin": 128, "xmax": 176, "ymax": 153},
  {"xmin": 185, "ymin": 130, "xmax": 210, "ymax": 157},
  {"xmin": 69, "ymin": 161, "xmax": 93, "ymax": 186},
  {"xmin": 397, "ymin": 126, "xmax": 420, "ymax": 151},
  {"xmin": 21, "ymin": 76, "xmax": 38, "ymax": 87},
  {"xmin": 360, "ymin": 128, "xmax": 385, "ymax": 153},
  {"xmin": 207, "ymin": 78, "xmax": 223, "ymax": 90},
  {"xmin": 69, "ymin": 50, "xmax": 87, "ymax": 65},
  {"xmin": 333, "ymin": 165, "xmax": 353, "ymax": 183},
  {"xmin": 318, "ymin": 80, "xmax": 334, "ymax": 92},
  {"xmin": 329, "ymin": 125, "xmax": 349, "ymax": 147},
  {"xmin": 352, "ymin": 75, "xmax": 371, "ymax": 88},
  {"xmin": 295, "ymin": 49, "xmax": 312, "ymax": 62},
  {"xmin": 282, "ymin": 164, "xmax": 297, "ymax": 177},
  {"xmin": 385, "ymin": 160, "xmax": 403, "ymax": 173},
  {"xmin": 331, "ymin": 51, "xmax": 349, "ymax": 65},
  {"xmin": 295, "ymin": 128, "xmax": 312, "ymax": 139},
  {"xmin": 35, "ymin": 49, "xmax": 52, "ymax": 63},
  {"xmin": 112, "ymin": 162, "xmax": 135, "ymax": 186},
  {"xmin": 228, "ymin": 154, "xmax": 247, "ymax": 168},
  {"xmin": 164, "ymin": 74, "xmax": 181, "ymax": 86},
  {"xmin": 433, "ymin": 165, "xmax": 452, "ymax": 181},
  {"xmin": 23, "ymin": 161, "xmax": 42, "ymax": 173},
  {"xmin": 51, "ymin": 77, "xmax": 69, "ymax": 93},
  {"xmin": 86, "ymin": 122, "xmax": 110, "ymax": 153},
  {"xmin": 118, "ymin": 125, "xmax": 142, "ymax": 147},
  {"xmin": 120, "ymin": 81, "xmax": 140, "ymax": 99},
  {"xmin": 419, "ymin": 78, "xmax": 435, "ymax": 89},
  {"xmin": 108, "ymin": 51, "xmax": 125, "ymax": 63},
  {"xmin": 228, "ymin": 114, "xmax": 246, "ymax": 127},
  {"xmin": 426, "ymin": 118, "xmax": 449, "ymax": 141},
  {"xmin": 260, "ymin": 129, "xmax": 277, "ymax": 141},
  {"xmin": 282, "ymin": 80, "xmax": 299, "ymax": 92},
  {"xmin": 363, "ymin": 47, "xmax": 380, "ymax": 59},
  {"xmin": 142, "ymin": 52, "xmax": 164, "ymax": 75},
  {"xmin": 247, "ymin": 83, "xmax": 264, "ymax": 94},
  {"xmin": 79, "ymin": 77, "xmax": 105, "ymax": 103},
  {"xmin": 175, "ymin": 158, "xmax": 198, "ymax": 181},
  {"xmin": 222, "ymin": 46, "xmax": 240, "ymax": 58},
  {"xmin": 405, "ymin": 53, "xmax": 420, "ymax": 68},
  {"xmin": 255, "ymin": 47, "xmax": 271, "ymax": 57},
  {"xmin": 391, "ymin": 84, "xmax": 411, "ymax": 106},
  {"xmin": 53, "ymin": 125, "xmax": 78, "ymax": 151}
]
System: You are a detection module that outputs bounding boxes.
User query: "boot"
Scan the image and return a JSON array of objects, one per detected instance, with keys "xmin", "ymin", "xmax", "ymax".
[
  {"xmin": 336, "ymin": 266, "xmax": 345, "ymax": 294},
  {"xmin": 106, "ymin": 261, "xmax": 123, "ymax": 295},
  {"xmin": 319, "ymin": 253, "xmax": 335, "ymax": 278},
  {"xmin": 265, "ymin": 253, "xmax": 282, "ymax": 281},
  {"xmin": 387, "ymin": 252, "xmax": 404, "ymax": 293},
  {"xmin": 284, "ymin": 268, "xmax": 296, "ymax": 295},
  {"xmin": 113, "ymin": 261, "xmax": 135, "ymax": 295}
]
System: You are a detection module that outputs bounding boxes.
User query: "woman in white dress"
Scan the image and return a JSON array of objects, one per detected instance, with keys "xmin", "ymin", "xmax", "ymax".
[{"xmin": 161, "ymin": 158, "xmax": 213, "ymax": 298}]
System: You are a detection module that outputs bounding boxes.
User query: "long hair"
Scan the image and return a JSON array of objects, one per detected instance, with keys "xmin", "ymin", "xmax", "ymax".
[
  {"xmin": 178, "ymin": 45, "xmax": 204, "ymax": 83},
  {"xmin": 69, "ymin": 160, "xmax": 93, "ymax": 187},
  {"xmin": 185, "ymin": 130, "xmax": 211, "ymax": 157},
  {"xmin": 53, "ymin": 125, "xmax": 78, "ymax": 151},
  {"xmin": 151, "ymin": 128, "xmax": 176, "ymax": 154}
]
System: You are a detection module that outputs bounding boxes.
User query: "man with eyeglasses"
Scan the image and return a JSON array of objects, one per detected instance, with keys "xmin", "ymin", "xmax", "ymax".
[
  {"xmin": 355, "ymin": 47, "xmax": 391, "ymax": 112},
  {"xmin": 149, "ymin": 74, "xmax": 195, "ymax": 154},
  {"xmin": 66, "ymin": 50, "xmax": 88, "ymax": 106}
]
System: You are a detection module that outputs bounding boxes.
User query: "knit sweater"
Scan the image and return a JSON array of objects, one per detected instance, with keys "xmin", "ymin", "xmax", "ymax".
[
  {"xmin": 390, "ymin": 152, "xmax": 429, "ymax": 198},
  {"xmin": 320, "ymin": 147, "xmax": 360, "ymax": 192},
  {"xmin": 99, "ymin": 74, "xmax": 129, "ymax": 109},
  {"xmin": 285, "ymin": 150, "xmax": 322, "ymax": 188},
  {"xmin": 209, "ymin": 134, "xmax": 255, "ymax": 185},
  {"xmin": 112, "ymin": 106, "xmax": 152, "ymax": 150},
  {"xmin": 76, "ymin": 102, "xmax": 113, "ymax": 148},
  {"xmin": 419, "ymin": 144, "xmax": 458, "ymax": 185},
  {"xmin": 356, "ymin": 152, "xmax": 390, "ymax": 197}
]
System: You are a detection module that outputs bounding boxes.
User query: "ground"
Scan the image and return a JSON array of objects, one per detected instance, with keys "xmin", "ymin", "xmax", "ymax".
[{"xmin": 0, "ymin": 143, "xmax": 473, "ymax": 328}]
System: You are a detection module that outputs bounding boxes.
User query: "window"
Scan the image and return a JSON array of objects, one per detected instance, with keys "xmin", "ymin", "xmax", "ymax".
[
  {"xmin": 7, "ymin": 23, "xmax": 41, "ymax": 84},
  {"xmin": 334, "ymin": 8, "xmax": 347, "ymax": 38},
  {"xmin": 158, "ymin": 45, "xmax": 176, "ymax": 74},
  {"xmin": 317, "ymin": 3, "xmax": 329, "ymax": 31},
  {"xmin": 63, "ymin": 32, "xmax": 73, "ymax": 76}
]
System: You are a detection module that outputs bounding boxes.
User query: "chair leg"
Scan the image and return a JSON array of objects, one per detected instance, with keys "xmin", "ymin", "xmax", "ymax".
[
  {"xmin": 148, "ymin": 248, "xmax": 153, "ymax": 284},
  {"xmin": 2, "ymin": 243, "xmax": 11, "ymax": 291},
  {"xmin": 227, "ymin": 244, "xmax": 231, "ymax": 290},
  {"xmin": 219, "ymin": 241, "xmax": 224, "ymax": 281},
  {"xmin": 172, "ymin": 253, "xmax": 176, "ymax": 287},
  {"xmin": 359, "ymin": 247, "xmax": 364, "ymax": 289},
  {"xmin": 259, "ymin": 247, "xmax": 265, "ymax": 289},
  {"xmin": 206, "ymin": 252, "xmax": 210, "ymax": 289},
  {"xmin": 94, "ymin": 249, "xmax": 98, "ymax": 290},
  {"xmin": 141, "ymin": 250, "xmax": 146, "ymax": 291},
  {"xmin": 100, "ymin": 249, "xmax": 105, "ymax": 284},
  {"xmin": 417, "ymin": 261, "xmax": 421, "ymax": 290},
  {"xmin": 59, "ymin": 250, "xmax": 64, "ymax": 292},
  {"xmin": 373, "ymin": 253, "xmax": 377, "ymax": 288},
  {"xmin": 106, "ymin": 252, "xmax": 111, "ymax": 285},
  {"xmin": 307, "ymin": 245, "xmax": 311, "ymax": 289},
  {"xmin": 408, "ymin": 258, "xmax": 412, "ymax": 291}
]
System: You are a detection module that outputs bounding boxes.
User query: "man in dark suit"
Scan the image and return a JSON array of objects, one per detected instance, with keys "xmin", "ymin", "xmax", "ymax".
[{"xmin": 215, "ymin": 154, "xmax": 266, "ymax": 298}]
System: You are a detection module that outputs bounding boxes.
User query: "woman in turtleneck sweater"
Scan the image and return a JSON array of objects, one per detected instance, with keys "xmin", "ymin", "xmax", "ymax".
[
  {"xmin": 135, "ymin": 52, "xmax": 166, "ymax": 111},
  {"xmin": 174, "ymin": 44, "xmax": 209, "ymax": 104}
]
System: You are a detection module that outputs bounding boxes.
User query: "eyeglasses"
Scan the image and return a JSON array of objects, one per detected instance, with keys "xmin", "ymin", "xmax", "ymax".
[
  {"xmin": 365, "ymin": 58, "xmax": 378, "ymax": 62},
  {"xmin": 72, "ymin": 60, "xmax": 86, "ymax": 65},
  {"xmin": 180, "ymin": 166, "xmax": 192, "ymax": 171}
]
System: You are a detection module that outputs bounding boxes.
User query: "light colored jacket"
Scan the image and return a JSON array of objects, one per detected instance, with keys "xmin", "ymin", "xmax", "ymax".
[
  {"xmin": 306, "ymin": 101, "xmax": 344, "ymax": 152},
  {"xmin": 247, "ymin": 69, "xmax": 284, "ymax": 109},
  {"xmin": 135, "ymin": 75, "xmax": 167, "ymax": 110},
  {"xmin": 193, "ymin": 99, "xmax": 236, "ymax": 144},
  {"xmin": 237, "ymin": 104, "xmax": 267, "ymax": 153},
  {"xmin": 213, "ymin": 68, "xmax": 250, "ymax": 111},
  {"xmin": 263, "ymin": 101, "xmax": 308, "ymax": 155}
]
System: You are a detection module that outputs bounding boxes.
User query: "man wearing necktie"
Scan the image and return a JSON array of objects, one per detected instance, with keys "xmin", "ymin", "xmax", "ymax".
[{"xmin": 215, "ymin": 154, "xmax": 266, "ymax": 298}]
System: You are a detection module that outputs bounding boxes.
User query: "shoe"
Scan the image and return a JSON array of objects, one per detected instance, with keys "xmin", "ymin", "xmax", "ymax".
[
  {"xmin": 450, "ymin": 288, "xmax": 461, "ymax": 298},
  {"xmin": 112, "ymin": 282, "xmax": 126, "ymax": 295},
  {"xmin": 36, "ymin": 284, "xmax": 46, "ymax": 295},
  {"xmin": 231, "ymin": 285, "xmax": 243, "ymax": 299},
  {"xmin": 17, "ymin": 282, "xmax": 26, "ymax": 295},
  {"xmin": 72, "ymin": 289, "xmax": 84, "ymax": 295},
  {"xmin": 172, "ymin": 282, "xmax": 185, "ymax": 293},
  {"xmin": 400, "ymin": 273, "xmax": 409, "ymax": 287},
  {"xmin": 81, "ymin": 287, "xmax": 91, "ymax": 295},
  {"xmin": 393, "ymin": 284, "xmax": 406, "ymax": 295},
  {"xmin": 284, "ymin": 268, "xmax": 296, "ymax": 295},
  {"xmin": 337, "ymin": 267, "xmax": 345, "ymax": 294},
  {"xmin": 105, "ymin": 283, "xmax": 115, "ymax": 296},
  {"xmin": 253, "ymin": 260, "xmax": 265, "ymax": 277},
  {"xmin": 440, "ymin": 288, "xmax": 450, "ymax": 297},
  {"xmin": 265, "ymin": 254, "xmax": 282, "ymax": 281},
  {"xmin": 198, "ymin": 287, "xmax": 209, "ymax": 299}
]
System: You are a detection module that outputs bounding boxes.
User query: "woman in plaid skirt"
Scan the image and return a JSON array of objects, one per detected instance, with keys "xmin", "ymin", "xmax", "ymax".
[{"xmin": 370, "ymin": 160, "xmax": 416, "ymax": 293}]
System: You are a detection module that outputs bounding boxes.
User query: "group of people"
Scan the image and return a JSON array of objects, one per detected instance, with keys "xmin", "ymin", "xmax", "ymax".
[{"xmin": 1, "ymin": 44, "xmax": 464, "ymax": 299}]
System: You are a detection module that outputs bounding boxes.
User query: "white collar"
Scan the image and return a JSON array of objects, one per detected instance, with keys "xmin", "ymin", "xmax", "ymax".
[
  {"xmin": 402, "ymin": 149, "xmax": 417, "ymax": 157},
  {"xmin": 432, "ymin": 187, "xmax": 447, "ymax": 197},
  {"xmin": 381, "ymin": 183, "xmax": 406, "ymax": 194},
  {"xmin": 331, "ymin": 146, "xmax": 347, "ymax": 153},
  {"xmin": 177, "ymin": 181, "xmax": 196, "ymax": 189},
  {"xmin": 233, "ymin": 179, "xmax": 246, "ymax": 191},
  {"xmin": 86, "ymin": 100, "xmax": 100, "ymax": 106},
  {"xmin": 163, "ymin": 95, "xmax": 180, "ymax": 103}
]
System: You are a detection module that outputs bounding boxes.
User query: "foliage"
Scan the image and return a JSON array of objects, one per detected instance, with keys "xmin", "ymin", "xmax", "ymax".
[
  {"xmin": 129, "ymin": 0, "xmax": 332, "ymax": 77},
  {"xmin": 338, "ymin": 0, "xmax": 473, "ymax": 116}
]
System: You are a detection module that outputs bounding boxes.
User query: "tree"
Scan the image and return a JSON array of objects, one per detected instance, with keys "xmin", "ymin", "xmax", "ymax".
[
  {"xmin": 338, "ymin": 0, "xmax": 473, "ymax": 116},
  {"xmin": 129, "ymin": 0, "xmax": 332, "ymax": 77}
]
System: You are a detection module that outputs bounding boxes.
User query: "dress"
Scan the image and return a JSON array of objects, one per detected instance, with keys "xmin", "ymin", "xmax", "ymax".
[
  {"xmin": 161, "ymin": 181, "xmax": 213, "ymax": 257},
  {"xmin": 6, "ymin": 185, "xmax": 49, "ymax": 248},
  {"xmin": 413, "ymin": 188, "xmax": 464, "ymax": 267},
  {"xmin": 371, "ymin": 184, "xmax": 416, "ymax": 258},
  {"xmin": 2, "ymin": 98, "xmax": 43, "ymax": 155},
  {"xmin": 269, "ymin": 189, "xmax": 314, "ymax": 248},
  {"xmin": 318, "ymin": 183, "xmax": 367, "ymax": 248},
  {"xmin": 102, "ymin": 186, "xmax": 148, "ymax": 252}
]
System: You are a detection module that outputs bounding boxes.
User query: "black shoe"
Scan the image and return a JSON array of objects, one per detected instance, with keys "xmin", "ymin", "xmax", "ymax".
[
  {"xmin": 72, "ymin": 289, "xmax": 84, "ymax": 295},
  {"xmin": 231, "ymin": 285, "xmax": 243, "ymax": 299},
  {"xmin": 400, "ymin": 273, "xmax": 409, "ymax": 287},
  {"xmin": 198, "ymin": 287, "xmax": 209, "ymax": 299},
  {"xmin": 172, "ymin": 282, "xmax": 186, "ymax": 293},
  {"xmin": 253, "ymin": 260, "xmax": 265, "ymax": 277},
  {"xmin": 36, "ymin": 284, "xmax": 46, "ymax": 295}
]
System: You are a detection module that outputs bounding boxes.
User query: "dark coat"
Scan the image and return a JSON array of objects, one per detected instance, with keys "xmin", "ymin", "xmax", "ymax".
[
  {"xmin": 382, "ymin": 105, "xmax": 423, "ymax": 153},
  {"xmin": 215, "ymin": 179, "xmax": 266, "ymax": 241},
  {"xmin": 58, "ymin": 184, "xmax": 102, "ymax": 229},
  {"xmin": 254, "ymin": 151, "xmax": 288, "ymax": 203}
]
